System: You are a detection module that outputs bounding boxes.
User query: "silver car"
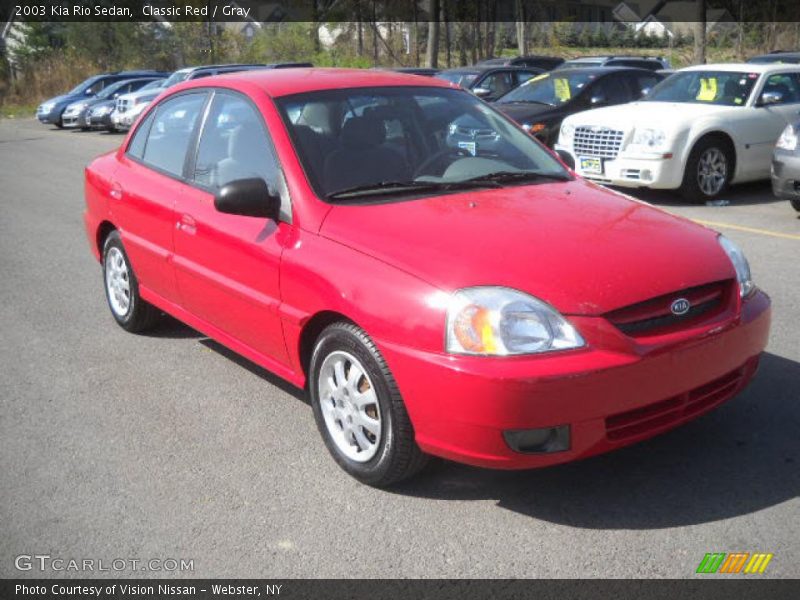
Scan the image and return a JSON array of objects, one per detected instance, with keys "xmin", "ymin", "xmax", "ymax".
[{"xmin": 772, "ymin": 122, "xmax": 800, "ymax": 212}]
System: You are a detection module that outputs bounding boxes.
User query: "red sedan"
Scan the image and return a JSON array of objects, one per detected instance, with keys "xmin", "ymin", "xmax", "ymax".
[{"xmin": 84, "ymin": 69, "xmax": 771, "ymax": 486}]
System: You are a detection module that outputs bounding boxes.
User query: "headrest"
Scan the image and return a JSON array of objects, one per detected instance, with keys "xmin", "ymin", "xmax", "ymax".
[{"xmin": 341, "ymin": 116, "xmax": 385, "ymax": 147}]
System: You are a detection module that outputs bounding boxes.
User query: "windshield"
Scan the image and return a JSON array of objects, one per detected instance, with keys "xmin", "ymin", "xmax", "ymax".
[
  {"xmin": 163, "ymin": 70, "xmax": 191, "ymax": 88},
  {"xmin": 497, "ymin": 71, "xmax": 595, "ymax": 105},
  {"xmin": 96, "ymin": 80, "xmax": 129, "ymax": 100},
  {"xmin": 140, "ymin": 79, "xmax": 166, "ymax": 91},
  {"xmin": 435, "ymin": 72, "xmax": 479, "ymax": 88},
  {"xmin": 276, "ymin": 86, "xmax": 569, "ymax": 201},
  {"xmin": 68, "ymin": 76, "xmax": 101, "ymax": 95},
  {"xmin": 645, "ymin": 71, "xmax": 758, "ymax": 106}
]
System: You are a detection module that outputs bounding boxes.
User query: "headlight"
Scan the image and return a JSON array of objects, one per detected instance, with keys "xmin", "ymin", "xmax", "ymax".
[
  {"xmin": 92, "ymin": 105, "xmax": 112, "ymax": 116},
  {"xmin": 776, "ymin": 124, "xmax": 798, "ymax": 151},
  {"xmin": 559, "ymin": 122, "xmax": 575, "ymax": 143},
  {"xmin": 40, "ymin": 102, "xmax": 56, "ymax": 112},
  {"xmin": 718, "ymin": 235, "xmax": 754, "ymax": 297},
  {"xmin": 631, "ymin": 128, "xmax": 666, "ymax": 149},
  {"xmin": 445, "ymin": 287, "xmax": 585, "ymax": 356}
]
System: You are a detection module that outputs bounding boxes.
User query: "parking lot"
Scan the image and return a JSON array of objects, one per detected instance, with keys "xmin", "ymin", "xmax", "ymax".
[{"xmin": 0, "ymin": 116, "xmax": 797, "ymax": 578}]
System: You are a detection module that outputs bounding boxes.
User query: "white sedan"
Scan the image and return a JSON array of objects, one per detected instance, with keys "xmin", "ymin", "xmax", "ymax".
[{"xmin": 554, "ymin": 63, "xmax": 800, "ymax": 201}]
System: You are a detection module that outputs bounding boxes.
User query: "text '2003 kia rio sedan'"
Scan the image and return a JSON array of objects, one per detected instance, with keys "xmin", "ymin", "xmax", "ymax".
[{"xmin": 84, "ymin": 69, "xmax": 771, "ymax": 486}]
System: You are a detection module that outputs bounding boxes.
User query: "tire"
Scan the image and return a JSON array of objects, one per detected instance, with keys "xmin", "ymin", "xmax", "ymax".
[
  {"xmin": 101, "ymin": 230, "xmax": 160, "ymax": 332},
  {"xmin": 679, "ymin": 135, "xmax": 733, "ymax": 202},
  {"xmin": 791, "ymin": 198, "xmax": 800, "ymax": 213},
  {"xmin": 54, "ymin": 118, "xmax": 64, "ymax": 129},
  {"xmin": 309, "ymin": 322, "xmax": 429, "ymax": 487}
]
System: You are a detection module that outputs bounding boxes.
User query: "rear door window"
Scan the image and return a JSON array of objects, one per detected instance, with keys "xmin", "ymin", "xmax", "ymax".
[{"xmin": 140, "ymin": 92, "xmax": 207, "ymax": 177}]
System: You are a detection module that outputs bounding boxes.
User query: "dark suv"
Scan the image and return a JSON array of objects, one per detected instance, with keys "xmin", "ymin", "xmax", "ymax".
[
  {"xmin": 492, "ymin": 67, "xmax": 664, "ymax": 147},
  {"xmin": 36, "ymin": 70, "xmax": 167, "ymax": 127},
  {"xmin": 477, "ymin": 55, "xmax": 565, "ymax": 71},
  {"xmin": 560, "ymin": 55, "xmax": 670, "ymax": 71}
]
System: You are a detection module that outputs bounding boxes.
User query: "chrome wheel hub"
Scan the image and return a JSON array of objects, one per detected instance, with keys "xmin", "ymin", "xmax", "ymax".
[
  {"xmin": 318, "ymin": 351, "xmax": 382, "ymax": 462},
  {"xmin": 105, "ymin": 247, "xmax": 131, "ymax": 317},
  {"xmin": 697, "ymin": 147, "xmax": 728, "ymax": 196}
]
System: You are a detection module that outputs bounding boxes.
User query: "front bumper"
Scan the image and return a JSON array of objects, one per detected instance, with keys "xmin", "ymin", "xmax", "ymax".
[
  {"xmin": 771, "ymin": 149, "xmax": 800, "ymax": 206},
  {"xmin": 89, "ymin": 112, "xmax": 113, "ymax": 129},
  {"xmin": 554, "ymin": 144, "xmax": 684, "ymax": 190},
  {"xmin": 36, "ymin": 107, "xmax": 62, "ymax": 124},
  {"xmin": 61, "ymin": 110, "xmax": 86, "ymax": 128},
  {"xmin": 380, "ymin": 290, "xmax": 771, "ymax": 469}
]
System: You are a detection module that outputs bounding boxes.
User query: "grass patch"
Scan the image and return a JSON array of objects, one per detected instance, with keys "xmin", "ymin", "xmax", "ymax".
[{"xmin": 0, "ymin": 103, "xmax": 37, "ymax": 119}]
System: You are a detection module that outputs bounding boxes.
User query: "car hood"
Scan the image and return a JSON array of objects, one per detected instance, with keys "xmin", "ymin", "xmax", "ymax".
[
  {"xmin": 565, "ymin": 101, "xmax": 742, "ymax": 131},
  {"xmin": 45, "ymin": 93, "xmax": 86, "ymax": 106},
  {"xmin": 494, "ymin": 101, "xmax": 560, "ymax": 122},
  {"xmin": 319, "ymin": 179, "xmax": 733, "ymax": 315}
]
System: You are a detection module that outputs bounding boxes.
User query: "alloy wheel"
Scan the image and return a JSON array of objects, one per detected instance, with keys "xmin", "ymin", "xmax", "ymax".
[
  {"xmin": 697, "ymin": 147, "xmax": 728, "ymax": 197},
  {"xmin": 318, "ymin": 350, "xmax": 382, "ymax": 462}
]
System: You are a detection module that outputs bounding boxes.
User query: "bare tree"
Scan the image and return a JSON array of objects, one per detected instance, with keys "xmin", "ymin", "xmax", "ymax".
[
  {"xmin": 425, "ymin": 0, "xmax": 439, "ymax": 68},
  {"xmin": 693, "ymin": 0, "xmax": 706, "ymax": 64},
  {"xmin": 515, "ymin": 0, "xmax": 528, "ymax": 56}
]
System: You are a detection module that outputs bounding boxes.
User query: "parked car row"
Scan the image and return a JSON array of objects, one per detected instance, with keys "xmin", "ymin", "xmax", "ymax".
[
  {"xmin": 38, "ymin": 56, "xmax": 800, "ymax": 211},
  {"xmin": 36, "ymin": 62, "xmax": 312, "ymax": 131}
]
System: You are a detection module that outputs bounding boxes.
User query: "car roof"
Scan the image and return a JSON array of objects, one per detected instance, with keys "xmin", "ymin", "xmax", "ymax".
[
  {"xmin": 679, "ymin": 62, "xmax": 800, "ymax": 74},
  {"xmin": 176, "ymin": 67, "xmax": 456, "ymax": 98},
  {"xmin": 550, "ymin": 66, "xmax": 657, "ymax": 76},
  {"xmin": 440, "ymin": 65, "xmax": 539, "ymax": 74}
]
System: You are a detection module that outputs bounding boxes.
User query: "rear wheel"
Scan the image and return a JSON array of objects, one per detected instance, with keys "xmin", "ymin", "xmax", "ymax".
[
  {"xmin": 309, "ymin": 322, "xmax": 428, "ymax": 487},
  {"xmin": 679, "ymin": 136, "xmax": 733, "ymax": 202},
  {"xmin": 102, "ymin": 231, "xmax": 160, "ymax": 332}
]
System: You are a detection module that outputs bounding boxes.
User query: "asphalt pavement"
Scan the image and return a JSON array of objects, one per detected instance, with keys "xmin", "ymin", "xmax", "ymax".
[{"xmin": 0, "ymin": 118, "xmax": 797, "ymax": 578}]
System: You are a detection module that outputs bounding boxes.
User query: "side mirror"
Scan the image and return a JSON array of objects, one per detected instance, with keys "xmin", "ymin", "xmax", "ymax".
[
  {"xmin": 214, "ymin": 178, "xmax": 281, "ymax": 220},
  {"xmin": 640, "ymin": 87, "xmax": 652, "ymax": 98},
  {"xmin": 590, "ymin": 94, "xmax": 608, "ymax": 106},
  {"xmin": 85, "ymin": 89, "xmax": 95, "ymax": 96},
  {"xmin": 473, "ymin": 87, "xmax": 492, "ymax": 98},
  {"xmin": 759, "ymin": 90, "xmax": 783, "ymax": 106}
]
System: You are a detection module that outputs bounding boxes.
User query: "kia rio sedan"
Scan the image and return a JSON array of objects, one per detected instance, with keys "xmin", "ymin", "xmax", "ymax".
[{"xmin": 84, "ymin": 69, "xmax": 771, "ymax": 486}]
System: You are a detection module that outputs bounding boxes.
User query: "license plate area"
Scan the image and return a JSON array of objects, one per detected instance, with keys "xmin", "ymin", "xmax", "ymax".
[{"xmin": 579, "ymin": 156, "xmax": 603, "ymax": 175}]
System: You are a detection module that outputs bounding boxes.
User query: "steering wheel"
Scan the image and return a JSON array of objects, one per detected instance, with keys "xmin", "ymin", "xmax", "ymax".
[{"xmin": 413, "ymin": 148, "xmax": 469, "ymax": 179}]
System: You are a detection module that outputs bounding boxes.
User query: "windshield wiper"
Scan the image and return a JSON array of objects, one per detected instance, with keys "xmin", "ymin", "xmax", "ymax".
[
  {"xmin": 463, "ymin": 170, "xmax": 572, "ymax": 185},
  {"xmin": 326, "ymin": 179, "xmax": 501, "ymax": 201}
]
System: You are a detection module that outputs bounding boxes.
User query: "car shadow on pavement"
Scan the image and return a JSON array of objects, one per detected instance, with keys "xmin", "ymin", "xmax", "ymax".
[
  {"xmin": 198, "ymin": 337, "xmax": 308, "ymax": 404},
  {"xmin": 139, "ymin": 314, "xmax": 205, "ymax": 339},
  {"xmin": 392, "ymin": 351, "xmax": 799, "ymax": 529},
  {"xmin": 627, "ymin": 180, "xmax": 783, "ymax": 208}
]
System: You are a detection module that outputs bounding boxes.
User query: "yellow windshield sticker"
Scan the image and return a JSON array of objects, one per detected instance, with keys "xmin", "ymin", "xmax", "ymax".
[
  {"xmin": 554, "ymin": 78, "xmax": 571, "ymax": 101},
  {"xmin": 697, "ymin": 78, "xmax": 718, "ymax": 101}
]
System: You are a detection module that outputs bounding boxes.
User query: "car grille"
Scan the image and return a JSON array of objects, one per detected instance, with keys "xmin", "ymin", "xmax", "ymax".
[
  {"xmin": 116, "ymin": 98, "xmax": 130, "ymax": 114},
  {"xmin": 573, "ymin": 126, "xmax": 625, "ymax": 159},
  {"xmin": 604, "ymin": 357, "xmax": 758, "ymax": 441},
  {"xmin": 605, "ymin": 280, "xmax": 733, "ymax": 337}
]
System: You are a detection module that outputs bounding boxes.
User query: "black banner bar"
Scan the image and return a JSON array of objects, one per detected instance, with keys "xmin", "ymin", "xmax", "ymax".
[
  {"xmin": 2, "ymin": 0, "xmax": 800, "ymax": 23},
  {"xmin": 2, "ymin": 579, "xmax": 800, "ymax": 600}
]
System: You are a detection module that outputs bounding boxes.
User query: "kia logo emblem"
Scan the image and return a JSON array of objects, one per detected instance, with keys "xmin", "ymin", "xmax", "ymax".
[{"xmin": 671, "ymin": 298, "xmax": 691, "ymax": 315}]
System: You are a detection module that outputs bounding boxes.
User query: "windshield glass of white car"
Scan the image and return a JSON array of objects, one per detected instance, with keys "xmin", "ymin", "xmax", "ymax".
[{"xmin": 646, "ymin": 71, "xmax": 759, "ymax": 106}]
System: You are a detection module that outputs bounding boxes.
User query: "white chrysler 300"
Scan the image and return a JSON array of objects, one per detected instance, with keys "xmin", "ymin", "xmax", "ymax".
[{"xmin": 555, "ymin": 63, "xmax": 800, "ymax": 201}]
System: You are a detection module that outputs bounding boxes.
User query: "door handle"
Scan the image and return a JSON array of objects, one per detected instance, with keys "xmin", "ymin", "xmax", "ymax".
[
  {"xmin": 109, "ymin": 182, "xmax": 123, "ymax": 200},
  {"xmin": 178, "ymin": 214, "xmax": 197, "ymax": 235}
]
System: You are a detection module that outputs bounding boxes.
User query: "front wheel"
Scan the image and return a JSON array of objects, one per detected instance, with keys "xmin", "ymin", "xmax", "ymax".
[
  {"xmin": 309, "ymin": 322, "xmax": 428, "ymax": 487},
  {"xmin": 679, "ymin": 137, "xmax": 733, "ymax": 202},
  {"xmin": 102, "ymin": 230, "xmax": 160, "ymax": 332}
]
